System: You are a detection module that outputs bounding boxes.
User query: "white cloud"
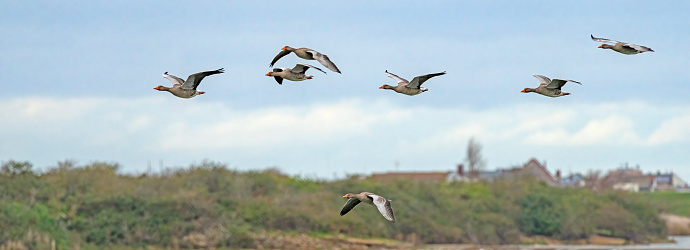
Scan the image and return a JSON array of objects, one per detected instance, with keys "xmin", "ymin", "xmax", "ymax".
[
  {"xmin": 525, "ymin": 115, "xmax": 641, "ymax": 146},
  {"xmin": 1, "ymin": 97, "xmax": 689, "ymax": 180},
  {"xmin": 648, "ymin": 116, "xmax": 690, "ymax": 145}
]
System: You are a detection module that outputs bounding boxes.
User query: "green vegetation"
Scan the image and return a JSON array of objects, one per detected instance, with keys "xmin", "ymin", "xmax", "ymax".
[
  {"xmin": 0, "ymin": 160, "xmax": 669, "ymax": 248},
  {"xmin": 637, "ymin": 192, "xmax": 690, "ymax": 217}
]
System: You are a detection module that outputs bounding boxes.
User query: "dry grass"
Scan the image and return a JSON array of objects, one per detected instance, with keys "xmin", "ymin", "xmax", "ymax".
[
  {"xmin": 587, "ymin": 234, "xmax": 626, "ymax": 245},
  {"xmin": 661, "ymin": 213, "xmax": 690, "ymax": 235}
]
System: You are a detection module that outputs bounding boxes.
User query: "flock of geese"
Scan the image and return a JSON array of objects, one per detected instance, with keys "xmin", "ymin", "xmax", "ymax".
[{"xmin": 153, "ymin": 34, "xmax": 654, "ymax": 222}]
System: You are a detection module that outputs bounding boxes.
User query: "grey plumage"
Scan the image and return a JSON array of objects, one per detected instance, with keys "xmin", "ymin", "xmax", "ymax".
[
  {"xmin": 522, "ymin": 74, "xmax": 581, "ymax": 98},
  {"xmin": 155, "ymin": 68, "xmax": 224, "ymax": 98},
  {"xmin": 340, "ymin": 192, "xmax": 396, "ymax": 223},
  {"xmin": 380, "ymin": 70, "xmax": 446, "ymax": 96},
  {"xmin": 270, "ymin": 46, "xmax": 342, "ymax": 73}
]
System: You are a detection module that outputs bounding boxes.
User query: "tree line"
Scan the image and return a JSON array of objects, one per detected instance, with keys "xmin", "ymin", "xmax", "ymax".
[{"xmin": 0, "ymin": 160, "xmax": 668, "ymax": 249}]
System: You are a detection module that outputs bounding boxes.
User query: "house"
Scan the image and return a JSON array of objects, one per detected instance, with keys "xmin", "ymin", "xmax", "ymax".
[
  {"xmin": 601, "ymin": 164, "xmax": 646, "ymax": 190},
  {"xmin": 612, "ymin": 175, "xmax": 655, "ymax": 192},
  {"xmin": 449, "ymin": 158, "xmax": 560, "ymax": 186},
  {"xmin": 654, "ymin": 172, "xmax": 688, "ymax": 191},
  {"xmin": 561, "ymin": 173, "xmax": 586, "ymax": 188},
  {"xmin": 602, "ymin": 163, "xmax": 689, "ymax": 192}
]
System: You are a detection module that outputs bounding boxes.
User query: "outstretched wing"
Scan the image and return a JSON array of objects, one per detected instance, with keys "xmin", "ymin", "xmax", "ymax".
[
  {"xmin": 340, "ymin": 198, "xmax": 362, "ymax": 216},
  {"xmin": 547, "ymin": 79, "xmax": 581, "ymax": 90},
  {"xmin": 622, "ymin": 43, "xmax": 654, "ymax": 53},
  {"xmin": 385, "ymin": 70, "xmax": 409, "ymax": 85},
  {"xmin": 408, "ymin": 71, "xmax": 446, "ymax": 89},
  {"xmin": 292, "ymin": 63, "xmax": 327, "ymax": 74},
  {"xmin": 368, "ymin": 194, "xmax": 396, "ymax": 223},
  {"xmin": 533, "ymin": 74, "xmax": 552, "ymax": 87},
  {"xmin": 182, "ymin": 68, "xmax": 225, "ymax": 90},
  {"xmin": 306, "ymin": 50, "xmax": 341, "ymax": 73},
  {"xmin": 591, "ymin": 34, "xmax": 621, "ymax": 45},
  {"xmin": 269, "ymin": 49, "xmax": 292, "ymax": 68},
  {"xmin": 163, "ymin": 72, "xmax": 185, "ymax": 86}
]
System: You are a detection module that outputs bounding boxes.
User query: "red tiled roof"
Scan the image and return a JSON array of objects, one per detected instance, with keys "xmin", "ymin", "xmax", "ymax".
[{"xmin": 369, "ymin": 171, "xmax": 450, "ymax": 182}]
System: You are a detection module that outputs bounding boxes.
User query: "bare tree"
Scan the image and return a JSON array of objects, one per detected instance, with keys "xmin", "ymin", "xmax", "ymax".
[
  {"xmin": 584, "ymin": 169, "xmax": 602, "ymax": 191},
  {"xmin": 465, "ymin": 137, "xmax": 486, "ymax": 179}
]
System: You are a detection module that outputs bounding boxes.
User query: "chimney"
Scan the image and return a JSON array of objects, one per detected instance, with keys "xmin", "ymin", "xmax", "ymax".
[
  {"xmin": 556, "ymin": 170, "xmax": 561, "ymax": 180},
  {"xmin": 457, "ymin": 164, "xmax": 464, "ymax": 177}
]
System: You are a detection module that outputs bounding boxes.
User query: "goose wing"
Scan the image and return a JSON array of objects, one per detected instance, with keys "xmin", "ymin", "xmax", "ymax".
[
  {"xmin": 270, "ymin": 49, "xmax": 292, "ymax": 68},
  {"xmin": 292, "ymin": 63, "xmax": 327, "ymax": 75},
  {"xmin": 533, "ymin": 74, "xmax": 552, "ymax": 87},
  {"xmin": 340, "ymin": 198, "xmax": 362, "ymax": 216},
  {"xmin": 385, "ymin": 70, "xmax": 409, "ymax": 85},
  {"xmin": 591, "ymin": 34, "xmax": 621, "ymax": 45},
  {"xmin": 163, "ymin": 72, "xmax": 185, "ymax": 87},
  {"xmin": 367, "ymin": 194, "xmax": 396, "ymax": 222},
  {"xmin": 306, "ymin": 49, "xmax": 341, "ymax": 73},
  {"xmin": 622, "ymin": 43, "xmax": 654, "ymax": 53},
  {"xmin": 546, "ymin": 78, "xmax": 581, "ymax": 90},
  {"xmin": 408, "ymin": 71, "xmax": 446, "ymax": 89},
  {"xmin": 182, "ymin": 68, "xmax": 225, "ymax": 90},
  {"xmin": 271, "ymin": 68, "xmax": 285, "ymax": 85}
]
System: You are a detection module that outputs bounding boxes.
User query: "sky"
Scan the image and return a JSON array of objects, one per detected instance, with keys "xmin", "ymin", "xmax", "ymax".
[{"xmin": 1, "ymin": 1, "xmax": 689, "ymax": 182}]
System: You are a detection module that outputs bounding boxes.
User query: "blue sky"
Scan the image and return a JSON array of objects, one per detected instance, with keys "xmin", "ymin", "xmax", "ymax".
[{"xmin": 1, "ymin": 1, "xmax": 689, "ymax": 182}]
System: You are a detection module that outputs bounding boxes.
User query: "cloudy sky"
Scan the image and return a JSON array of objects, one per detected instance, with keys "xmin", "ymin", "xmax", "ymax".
[{"xmin": 2, "ymin": 1, "xmax": 689, "ymax": 181}]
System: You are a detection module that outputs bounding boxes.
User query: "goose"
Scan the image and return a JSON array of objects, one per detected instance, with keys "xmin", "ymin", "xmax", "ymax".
[
  {"xmin": 340, "ymin": 192, "xmax": 396, "ymax": 223},
  {"xmin": 266, "ymin": 63, "xmax": 326, "ymax": 85},
  {"xmin": 521, "ymin": 74, "xmax": 581, "ymax": 98},
  {"xmin": 379, "ymin": 70, "xmax": 446, "ymax": 96},
  {"xmin": 591, "ymin": 35, "xmax": 654, "ymax": 55},
  {"xmin": 269, "ymin": 46, "xmax": 341, "ymax": 73},
  {"xmin": 154, "ymin": 68, "xmax": 224, "ymax": 98}
]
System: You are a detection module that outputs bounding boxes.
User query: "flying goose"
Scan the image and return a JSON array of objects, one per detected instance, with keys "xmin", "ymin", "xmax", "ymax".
[
  {"xmin": 270, "ymin": 46, "xmax": 341, "ymax": 73},
  {"xmin": 591, "ymin": 35, "xmax": 654, "ymax": 55},
  {"xmin": 521, "ymin": 74, "xmax": 581, "ymax": 97},
  {"xmin": 379, "ymin": 70, "xmax": 446, "ymax": 96},
  {"xmin": 154, "ymin": 68, "xmax": 224, "ymax": 98},
  {"xmin": 266, "ymin": 63, "xmax": 326, "ymax": 85},
  {"xmin": 340, "ymin": 192, "xmax": 396, "ymax": 223}
]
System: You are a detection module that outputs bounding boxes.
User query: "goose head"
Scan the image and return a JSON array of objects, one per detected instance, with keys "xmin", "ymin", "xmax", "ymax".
[
  {"xmin": 598, "ymin": 44, "xmax": 612, "ymax": 49},
  {"xmin": 153, "ymin": 86, "xmax": 168, "ymax": 91},
  {"xmin": 521, "ymin": 88, "xmax": 535, "ymax": 93},
  {"xmin": 379, "ymin": 85, "xmax": 394, "ymax": 90}
]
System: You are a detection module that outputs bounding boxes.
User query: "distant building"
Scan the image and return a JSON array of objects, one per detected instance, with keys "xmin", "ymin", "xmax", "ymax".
[
  {"xmin": 602, "ymin": 163, "xmax": 689, "ymax": 192},
  {"xmin": 560, "ymin": 173, "xmax": 586, "ymax": 188},
  {"xmin": 449, "ymin": 158, "xmax": 559, "ymax": 186},
  {"xmin": 654, "ymin": 172, "xmax": 688, "ymax": 191}
]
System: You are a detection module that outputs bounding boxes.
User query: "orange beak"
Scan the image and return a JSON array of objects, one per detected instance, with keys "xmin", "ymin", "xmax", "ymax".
[
  {"xmin": 266, "ymin": 72, "xmax": 272, "ymax": 76},
  {"xmin": 154, "ymin": 86, "xmax": 160, "ymax": 90},
  {"xmin": 598, "ymin": 44, "xmax": 604, "ymax": 48},
  {"xmin": 281, "ymin": 46, "xmax": 287, "ymax": 50},
  {"xmin": 198, "ymin": 91, "xmax": 205, "ymax": 95},
  {"xmin": 343, "ymin": 194, "xmax": 348, "ymax": 198},
  {"xmin": 379, "ymin": 85, "xmax": 386, "ymax": 89},
  {"xmin": 520, "ymin": 89, "xmax": 526, "ymax": 93}
]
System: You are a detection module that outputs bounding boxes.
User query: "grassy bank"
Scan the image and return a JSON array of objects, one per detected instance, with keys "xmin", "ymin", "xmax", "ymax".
[
  {"xmin": 0, "ymin": 160, "xmax": 669, "ymax": 249},
  {"xmin": 637, "ymin": 192, "xmax": 690, "ymax": 217}
]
